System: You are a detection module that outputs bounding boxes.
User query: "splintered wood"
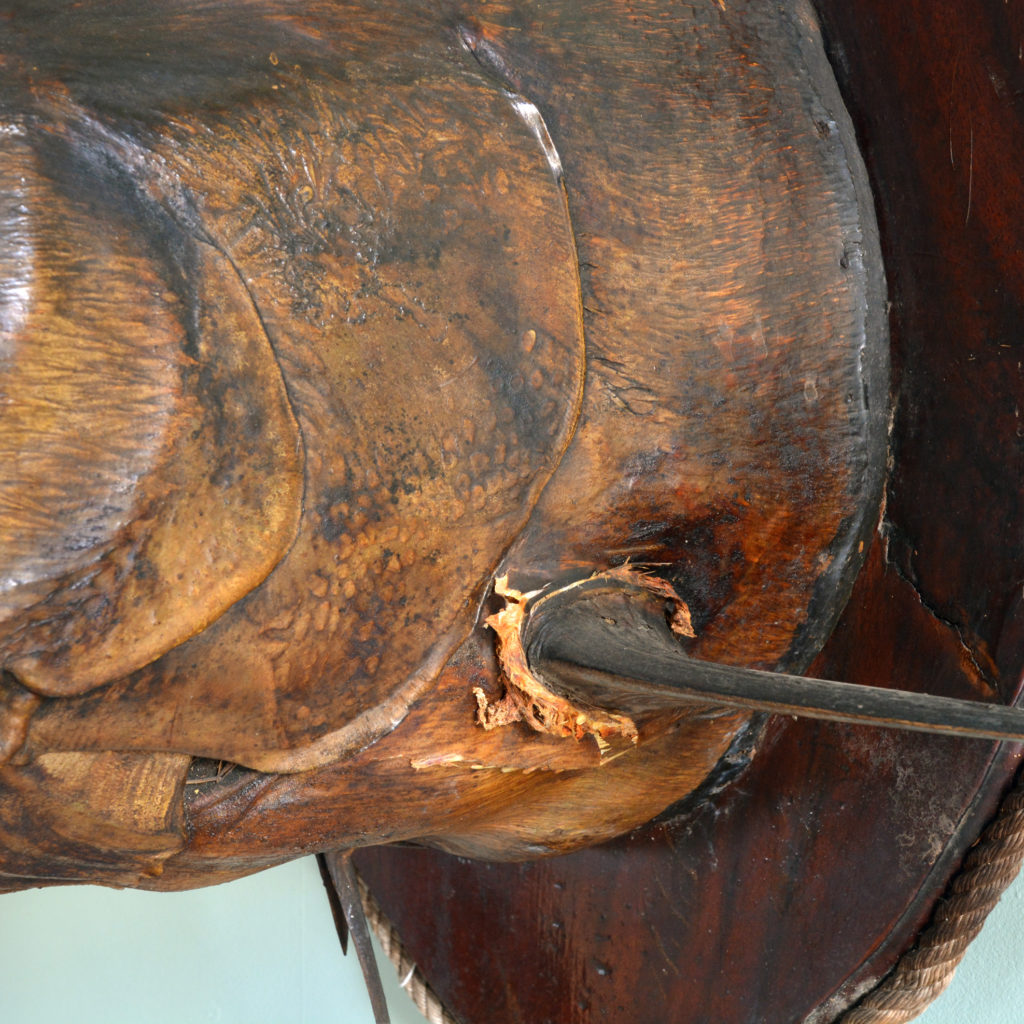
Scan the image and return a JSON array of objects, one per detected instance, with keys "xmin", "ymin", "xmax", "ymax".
[{"xmin": 475, "ymin": 569, "xmax": 698, "ymax": 755}]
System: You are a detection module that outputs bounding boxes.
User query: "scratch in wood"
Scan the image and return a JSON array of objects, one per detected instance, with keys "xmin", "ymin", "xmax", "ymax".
[
  {"xmin": 506, "ymin": 92, "xmax": 564, "ymax": 183},
  {"xmin": 948, "ymin": 47, "xmax": 961, "ymax": 168},
  {"xmin": 882, "ymin": 520, "xmax": 997, "ymax": 692},
  {"xmin": 651, "ymin": 924, "xmax": 681, "ymax": 977},
  {"xmin": 965, "ymin": 120, "xmax": 974, "ymax": 227},
  {"xmin": 754, "ymin": 314, "xmax": 769, "ymax": 359}
]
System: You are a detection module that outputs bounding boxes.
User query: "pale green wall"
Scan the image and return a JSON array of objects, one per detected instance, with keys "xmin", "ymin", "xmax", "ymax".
[
  {"xmin": 0, "ymin": 857, "xmax": 424, "ymax": 1024},
  {"xmin": 915, "ymin": 868, "xmax": 1024, "ymax": 1024},
  {"xmin": 2, "ymin": 853, "xmax": 1022, "ymax": 1022}
]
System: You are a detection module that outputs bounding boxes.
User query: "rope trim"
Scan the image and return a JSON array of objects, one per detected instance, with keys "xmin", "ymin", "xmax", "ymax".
[
  {"xmin": 354, "ymin": 766, "xmax": 1024, "ymax": 1024},
  {"xmin": 356, "ymin": 873, "xmax": 461, "ymax": 1024},
  {"xmin": 838, "ymin": 771, "xmax": 1024, "ymax": 1023}
]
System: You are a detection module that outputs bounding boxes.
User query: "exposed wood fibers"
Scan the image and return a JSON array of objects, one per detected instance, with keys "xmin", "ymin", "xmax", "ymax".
[{"xmin": 474, "ymin": 567, "xmax": 697, "ymax": 756}]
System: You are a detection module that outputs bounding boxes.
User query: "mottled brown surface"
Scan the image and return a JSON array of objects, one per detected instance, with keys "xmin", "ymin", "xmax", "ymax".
[
  {"xmin": 458, "ymin": 0, "xmax": 886, "ymax": 675},
  {"xmin": 10, "ymin": 14, "xmax": 586, "ymax": 771},
  {"xmin": 174, "ymin": 0, "xmax": 885, "ymax": 877},
  {"xmin": 1, "ymin": 0, "xmax": 882, "ymax": 902},
  {"xmin": 355, "ymin": 0, "xmax": 1024, "ymax": 1021},
  {"xmin": 0, "ymin": 126, "xmax": 304, "ymax": 698}
]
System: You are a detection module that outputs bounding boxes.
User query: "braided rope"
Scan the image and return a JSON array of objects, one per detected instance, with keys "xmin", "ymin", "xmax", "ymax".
[
  {"xmin": 354, "ymin": 770, "xmax": 1024, "ymax": 1024},
  {"xmin": 839, "ymin": 775, "xmax": 1024, "ymax": 1023},
  {"xmin": 356, "ymin": 873, "xmax": 461, "ymax": 1024}
]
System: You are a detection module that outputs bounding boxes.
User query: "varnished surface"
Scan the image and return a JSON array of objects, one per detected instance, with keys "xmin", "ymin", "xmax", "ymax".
[
  {"xmin": 175, "ymin": 0, "xmax": 885, "ymax": 874},
  {"xmin": 1, "ymin": 0, "xmax": 882, "ymax": 895},
  {"xmin": 0, "ymin": 126, "xmax": 305, "ymax": 697},
  {"xmin": 355, "ymin": 0, "xmax": 1024, "ymax": 1021},
  {"xmin": 465, "ymin": 0, "xmax": 887, "ymax": 674},
  {"xmin": 6, "ymin": 5, "xmax": 587, "ymax": 769}
]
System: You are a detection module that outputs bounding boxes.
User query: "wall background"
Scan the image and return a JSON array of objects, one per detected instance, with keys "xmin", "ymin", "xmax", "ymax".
[
  {"xmin": 1, "ymin": 853, "xmax": 1022, "ymax": 1023},
  {"xmin": 0, "ymin": 857, "xmax": 422, "ymax": 1024}
]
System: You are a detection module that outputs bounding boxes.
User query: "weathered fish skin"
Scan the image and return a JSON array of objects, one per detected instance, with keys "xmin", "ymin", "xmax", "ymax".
[{"xmin": 0, "ymin": 0, "xmax": 885, "ymax": 890}]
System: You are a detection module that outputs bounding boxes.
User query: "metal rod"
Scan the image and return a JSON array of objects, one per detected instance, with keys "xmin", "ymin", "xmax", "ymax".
[
  {"xmin": 323, "ymin": 850, "xmax": 391, "ymax": 1024},
  {"xmin": 526, "ymin": 586, "xmax": 1024, "ymax": 743},
  {"xmin": 535, "ymin": 653, "xmax": 1024, "ymax": 743}
]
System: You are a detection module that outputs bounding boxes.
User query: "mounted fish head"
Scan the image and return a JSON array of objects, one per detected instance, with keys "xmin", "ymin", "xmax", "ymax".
[{"xmin": 0, "ymin": 0, "xmax": 886, "ymax": 891}]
